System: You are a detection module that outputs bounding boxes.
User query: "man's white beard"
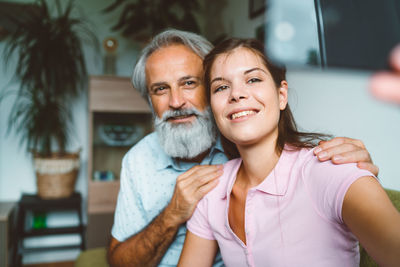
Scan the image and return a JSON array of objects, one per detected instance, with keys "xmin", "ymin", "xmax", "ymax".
[{"xmin": 154, "ymin": 107, "xmax": 217, "ymax": 159}]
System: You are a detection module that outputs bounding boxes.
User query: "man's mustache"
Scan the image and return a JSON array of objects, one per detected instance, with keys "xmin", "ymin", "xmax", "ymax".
[{"xmin": 160, "ymin": 108, "xmax": 202, "ymax": 122}]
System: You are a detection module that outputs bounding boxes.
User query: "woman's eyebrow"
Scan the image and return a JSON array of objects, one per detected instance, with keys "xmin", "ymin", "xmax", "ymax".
[
  {"xmin": 210, "ymin": 67, "xmax": 267, "ymax": 85},
  {"xmin": 210, "ymin": 77, "xmax": 228, "ymax": 85},
  {"xmin": 244, "ymin": 67, "xmax": 267, "ymax": 75}
]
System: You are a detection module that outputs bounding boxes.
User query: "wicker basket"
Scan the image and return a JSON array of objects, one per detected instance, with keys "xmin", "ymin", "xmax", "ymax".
[{"xmin": 34, "ymin": 152, "xmax": 80, "ymax": 199}]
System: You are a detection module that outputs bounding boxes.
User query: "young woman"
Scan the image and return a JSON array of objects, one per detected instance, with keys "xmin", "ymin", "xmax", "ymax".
[{"xmin": 178, "ymin": 38, "xmax": 400, "ymax": 267}]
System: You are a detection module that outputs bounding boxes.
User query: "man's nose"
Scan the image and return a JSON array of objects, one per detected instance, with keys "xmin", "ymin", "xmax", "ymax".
[{"xmin": 169, "ymin": 88, "xmax": 186, "ymax": 109}]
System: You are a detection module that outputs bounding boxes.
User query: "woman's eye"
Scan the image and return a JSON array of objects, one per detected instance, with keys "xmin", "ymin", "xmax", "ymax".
[
  {"xmin": 248, "ymin": 78, "xmax": 261, "ymax": 84},
  {"xmin": 214, "ymin": 85, "xmax": 228, "ymax": 93}
]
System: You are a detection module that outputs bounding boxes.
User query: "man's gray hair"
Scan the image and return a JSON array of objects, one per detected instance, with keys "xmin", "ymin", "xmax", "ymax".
[{"xmin": 132, "ymin": 29, "xmax": 214, "ymax": 99}]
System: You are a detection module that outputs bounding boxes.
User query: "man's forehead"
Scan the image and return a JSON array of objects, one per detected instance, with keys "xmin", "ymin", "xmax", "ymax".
[
  {"xmin": 145, "ymin": 45, "xmax": 203, "ymax": 83},
  {"xmin": 147, "ymin": 44, "xmax": 202, "ymax": 66}
]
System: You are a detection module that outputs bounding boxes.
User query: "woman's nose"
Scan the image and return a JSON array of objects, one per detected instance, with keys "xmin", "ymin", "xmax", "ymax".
[{"xmin": 229, "ymin": 84, "xmax": 248, "ymax": 102}]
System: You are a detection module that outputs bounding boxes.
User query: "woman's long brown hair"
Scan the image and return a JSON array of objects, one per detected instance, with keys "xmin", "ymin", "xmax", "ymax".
[{"xmin": 203, "ymin": 38, "xmax": 331, "ymax": 159}]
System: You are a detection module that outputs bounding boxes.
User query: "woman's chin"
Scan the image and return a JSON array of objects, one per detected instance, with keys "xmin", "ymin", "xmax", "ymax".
[{"xmin": 228, "ymin": 136, "xmax": 260, "ymax": 147}]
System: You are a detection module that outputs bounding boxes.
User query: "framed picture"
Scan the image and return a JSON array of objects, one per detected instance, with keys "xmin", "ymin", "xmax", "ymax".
[{"xmin": 249, "ymin": 0, "xmax": 266, "ymax": 19}]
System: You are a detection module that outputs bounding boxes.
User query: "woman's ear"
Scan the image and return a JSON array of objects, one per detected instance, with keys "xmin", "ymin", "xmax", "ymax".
[{"xmin": 279, "ymin": 80, "xmax": 288, "ymax": 110}]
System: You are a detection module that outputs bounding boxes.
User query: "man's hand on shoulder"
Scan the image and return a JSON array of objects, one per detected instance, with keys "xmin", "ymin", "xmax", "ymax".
[
  {"xmin": 165, "ymin": 165, "xmax": 223, "ymax": 225},
  {"xmin": 313, "ymin": 137, "xmax": 379, "ymax": 177}
]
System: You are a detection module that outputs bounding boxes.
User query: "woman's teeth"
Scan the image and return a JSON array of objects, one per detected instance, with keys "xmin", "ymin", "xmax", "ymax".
[{"xmin": 231, "ymin": 110, "xmax": 256, "ymax": 120}]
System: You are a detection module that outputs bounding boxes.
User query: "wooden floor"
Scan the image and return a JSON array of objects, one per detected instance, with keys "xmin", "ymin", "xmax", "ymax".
[{"xmin": 24, "ymin": 261, "xmax": 74, "ymax": 267}]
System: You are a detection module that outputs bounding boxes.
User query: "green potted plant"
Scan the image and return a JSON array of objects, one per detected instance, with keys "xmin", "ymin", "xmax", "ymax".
[
  {"xmin": 1, "ymin": 0, "xmax": 96, "ymax": 199},
  {"xmin": 103, "ymin": 0, "xmax": 201, "ymax": 42}
]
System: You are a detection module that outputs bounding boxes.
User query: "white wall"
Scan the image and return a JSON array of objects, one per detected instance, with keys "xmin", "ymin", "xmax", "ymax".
[{"xmin": 287, "ymin": 69, "xmax": 400, "ymax": 190}]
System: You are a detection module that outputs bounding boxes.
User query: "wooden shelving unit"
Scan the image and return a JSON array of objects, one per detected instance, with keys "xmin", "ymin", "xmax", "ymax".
[{"xmin": 87, "ymin": 75, "xmax": 152, "ymax": 248}]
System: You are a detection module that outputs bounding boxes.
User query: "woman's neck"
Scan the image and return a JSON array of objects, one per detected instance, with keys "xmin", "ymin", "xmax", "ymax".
[{"xmin": 236, "ymin": 134, "xmax": 281, "ymax": 189}]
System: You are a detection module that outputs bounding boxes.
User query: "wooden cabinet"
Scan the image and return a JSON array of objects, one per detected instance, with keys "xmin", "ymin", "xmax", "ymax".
[{"xmin": 87, "ymin": 76, "xmax": 152, "ymax": 248}]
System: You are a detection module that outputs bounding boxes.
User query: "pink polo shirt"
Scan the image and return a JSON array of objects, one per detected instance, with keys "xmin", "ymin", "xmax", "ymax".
[{"xmin": 187, "ymin": 147, "xmax": 375, "ymax": 267}]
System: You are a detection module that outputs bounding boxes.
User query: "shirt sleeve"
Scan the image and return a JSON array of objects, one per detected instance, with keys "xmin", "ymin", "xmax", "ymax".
[
  {"xmin": 186, "ymin": 197, "xmax": 215, "ymax": 240},
  {"xmin": 111, "ymin": 153, "xmax": 147, "ymax": 242},
  {"xmin": 302, "ymin": 151, "xmax": 376, "ymax": 224}
]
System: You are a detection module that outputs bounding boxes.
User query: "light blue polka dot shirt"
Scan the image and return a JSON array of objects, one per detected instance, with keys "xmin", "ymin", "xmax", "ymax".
[{"xmin": 112, "ymin": 132, "xmax": 228, "ymax": 266}]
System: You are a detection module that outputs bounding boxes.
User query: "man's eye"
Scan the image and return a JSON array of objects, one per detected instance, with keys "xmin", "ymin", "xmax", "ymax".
[
  {"xmin": 248, "ymin": 78, "xmax": 261, "ymax": 84},
  {"xmin": 183, "ymin": 80, "xmax": 197, "ymax": 88},
  {"xmin": 153, "ymin": 86, "xmax": 167, "ymax": 94}
]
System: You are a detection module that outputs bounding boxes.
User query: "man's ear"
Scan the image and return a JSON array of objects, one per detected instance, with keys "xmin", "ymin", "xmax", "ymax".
[{"xmin": 279, "ymin": 81, "xmax": 288, "ymax": 110}]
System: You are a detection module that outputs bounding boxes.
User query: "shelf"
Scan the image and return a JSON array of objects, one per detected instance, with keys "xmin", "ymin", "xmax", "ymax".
[
  {"xmin": 88, "ymin": 181, "xmax": 120, "ymax": 214},
  {"xmin": 23, "ymin": 226, "xmax": 84, "ymax": 237},
  {"xmin": 89, "ymin": 76, "xmax": 151, "ymax": 113},
  {"xmin": 92, "ymin": 143, "xmax": 133, "ymax": 148},
  {"xmin": 89, "ymin": 180, "xmax": 120, "ymax": 186},
  {"xmin": 20, "ymin": 244, "xmax": 81, "ymax": 253}
]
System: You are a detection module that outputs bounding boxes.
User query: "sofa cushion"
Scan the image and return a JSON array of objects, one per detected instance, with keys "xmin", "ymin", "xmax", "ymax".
[
  {"xmin": 75, "ymin": 247, "xmax": 108, "ymax": 267},
  {"xmin": 359, "ymin": 188, "xmax": 400, "ymax": 267}
]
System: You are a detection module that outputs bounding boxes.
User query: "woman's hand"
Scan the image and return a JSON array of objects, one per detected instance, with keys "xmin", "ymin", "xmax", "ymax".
[{"xmin": 370, "ymin": 44, "xmax": 400, "ymax": 104}]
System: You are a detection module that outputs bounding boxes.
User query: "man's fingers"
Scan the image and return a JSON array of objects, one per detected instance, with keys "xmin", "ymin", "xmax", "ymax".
[
  {"xmin": 315, "ymin": 138, "xmax": 379, "ymax": 177},
  {"xmin": 189, "ymin": 167, "xmax": 223, "ymax": 189},
  {"xmin": 178, "ymin": 165, "xmax": 222, "ymax": 181},
  {"xmin": 317, "ymin": 137, "xmax": 365, "ymax": 153},
  {"xmin": 357, "ymin": 162, "xmax": 379, "ymax": 177},
  {"xmin": 315, "ymin": 143, "xmax": 369, "ymax": 162},
  {"xmin": 328, "ymin": 150, "xmax": 371, "ymax": 164},
  {"xmin": 195, "ymin": 178, "xmax": 220, "ymax": 199},
  {"xmin": 176, "ymin": 165, "xmax": 223, "ymax": 195},
  {"xmin": 317, "ymin": 137, "xmax": 345, "ymax": 149}
]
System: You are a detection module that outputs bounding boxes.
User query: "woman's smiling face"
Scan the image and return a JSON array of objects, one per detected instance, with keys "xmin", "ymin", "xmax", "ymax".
[{"xmin": 209, "ymin": 47, "xmax": 288, "ymax": 147}]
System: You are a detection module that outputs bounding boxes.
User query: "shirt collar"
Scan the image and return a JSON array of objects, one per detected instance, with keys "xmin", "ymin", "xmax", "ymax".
[
  {"xmin": 220, "ymin": 149, "xmax": 291, "ymax": 199},
  {"xmin": 155, "ymin": 133, "xmax": 224, "ymax": 171},
  {"xmin": 210, "ymin": 134, "xmax": 224, "ymax": 156}
]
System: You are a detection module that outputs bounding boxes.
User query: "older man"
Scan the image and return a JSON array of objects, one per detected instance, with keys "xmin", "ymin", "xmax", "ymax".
[{"xmin": 108, "ymin": 29, "xmax": 377, "ymax": 267}]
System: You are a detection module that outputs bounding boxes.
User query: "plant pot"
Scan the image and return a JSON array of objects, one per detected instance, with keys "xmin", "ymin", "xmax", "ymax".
[{"xmin": 34, "ymin": 152, "xmax": 80, "ymax": 199}]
